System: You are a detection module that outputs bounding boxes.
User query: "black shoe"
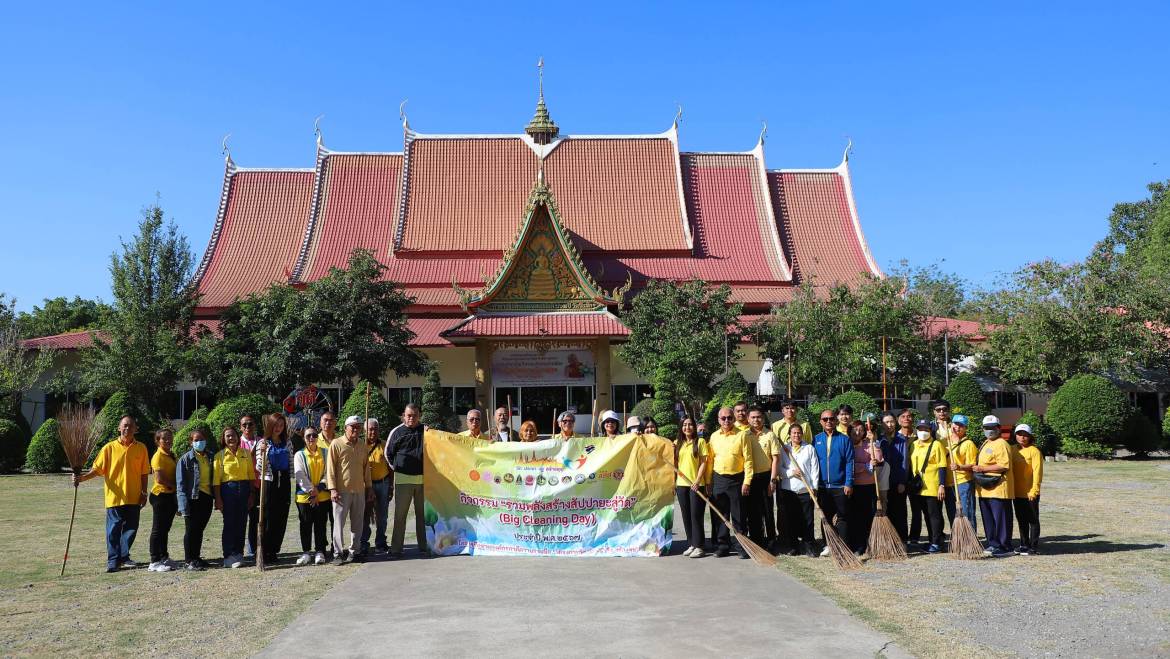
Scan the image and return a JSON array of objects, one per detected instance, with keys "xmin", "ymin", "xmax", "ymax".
[
  {"xmin": 738, "ymin": 551, "xmax": 751, "ymax": 559},
  {"xmin": 802, "ymin": 543, "xmax": 817, "ymax": 558},
  {"xmin": 387, "ymin": 552, "xmax": 403, "ymax": 561},
  {"xmin": 714, "ymin": 546, "xmax": 730, "ymax": 558},
  {"xmin": 105, "ymin": 565, "xmax": 119, "ymax": 574},
  {"xmin": 785, "ymin": 547, "xmax": 800, "ymax": 557}
]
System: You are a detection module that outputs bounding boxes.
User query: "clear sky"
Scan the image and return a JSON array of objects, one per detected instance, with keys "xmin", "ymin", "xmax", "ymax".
[{"xmin": 2, "ymin": 2, "xmax": 1166, "ymax": 311}]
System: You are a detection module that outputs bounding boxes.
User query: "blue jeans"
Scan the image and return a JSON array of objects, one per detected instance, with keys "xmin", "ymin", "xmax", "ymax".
[
  {"xmin": 105, "ymin": 505, "xmax": 141, "ymax": 569},
  {"xmin": 945, "ymin": 481, "xmax": 978, "ymax": 531},
  {"xmin": 220, "ymin": 481, "xmax": 251, "ymax": 559},
  {"xmin": 362, "ymin": 477, "xmax": 391, "ymax": 551}
]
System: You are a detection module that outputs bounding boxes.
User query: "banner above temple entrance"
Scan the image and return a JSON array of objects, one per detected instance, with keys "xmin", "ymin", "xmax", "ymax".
[{"xmin": 491, "ymin": 348, "xmax": 596, "ymax": 387}]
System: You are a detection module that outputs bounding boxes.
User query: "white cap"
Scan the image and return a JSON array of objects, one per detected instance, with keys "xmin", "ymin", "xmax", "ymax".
[
  {"xmin": 366, "ymin": 417, "xmax": 379, "ymax": 425},
  {"xmin": 1014, "ymin": 423, "xmax": 1034, "ymax": 436},
  {"xmin": 626, "ymin": 416, "xmax": 642, "ymax": 430},
  {"xmin": 557, "ymin": 410, "xmax": 575, "ymax": 422},
  {"xmin": 600, "ymin": 410, "xmax": 620, "ymax": 424},
  {"xmin": 981, "ymin": 415, "xmax": 1001, "ymax": 427},
  {"xmin": 345, "ymin": 415, "xmax": 363, "ymax": 427}
]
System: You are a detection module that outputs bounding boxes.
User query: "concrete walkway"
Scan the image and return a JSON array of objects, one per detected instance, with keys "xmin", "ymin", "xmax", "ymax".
[{"xmin": 259, "ymin": 546, "xmax": 908, "ymax": 658}]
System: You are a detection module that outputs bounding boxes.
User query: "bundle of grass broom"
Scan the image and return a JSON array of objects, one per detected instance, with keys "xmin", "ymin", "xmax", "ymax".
[
  {"xmin": 948, "ymin": 466, "xmax": 984, "ymax": 559},
  {"xmin": 59, "ymin": 405, "xmax": 101, "ymax": 576},
  {"xmin": 866, "ymin": 474, "xmax": 908, "ymax": 562},
  {"xmin": 778, "ymin": 442, "xmax": 863, "ymax": 570}
]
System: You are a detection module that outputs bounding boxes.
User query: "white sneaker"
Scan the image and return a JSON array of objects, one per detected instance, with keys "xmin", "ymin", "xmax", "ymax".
[
  {"xmin": 229, "ymin": 555, "xmax": 244, "ymax": 569},
  {"xmin": 147, "ymin": 562, "xmax": 160, "ymax": 572},
  {"xmin": 690, "ymin": 548, "xmax": 707, "ymax": 558},
  {"xmin": 296, "ymin": 553, "xmax": 311, "ymax": 566},
  {"xmin": 314, "ymin": 552, "xmax": 326, "ymax": 565},
  {"xmin": 682, "ymin": 547, "xmax": 695, "ymax": 557},
  {"xmin": 819, "ymin": 547, "xmax": 831, "ymax": 557},
  {"xmin": 155, "ymin": 562, "xmax": 174, "ymax": 572}
]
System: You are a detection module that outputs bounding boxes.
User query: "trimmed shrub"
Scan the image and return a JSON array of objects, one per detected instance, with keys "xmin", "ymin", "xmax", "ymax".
[
  {"xmin": 630, "ymin": 397, "xmax": 655, "ymax": 420},
  {"xmin": 25, "ymin": 419, "xmax": 65, "ymax": 473},
  {"xmin": 0, "ymin": 419, "xmax": 28, "ymax": 473},
  {"xmin": 826, "ymin": 390, "xmax": 879, "ymax": 419},
  {"xmin": 1164, "ymin": 413, "xmax": 1170, "ymax": 450},
  {"xmin": 1047, "ymin": 375, "xmax": 1129, "ymax": 446},
  {"xmin": 205, "ymin": 394, "xmax": 280, "ymax": 446},
  {"xmin": 1059, "ymin": 437, "xmax": 1113, "ymax": 460},
  {"xmin": 91, "ymin": 392, "xmax": 163, "ymax": 466},
  {"xmin": 650, "ymin": 369, "xmax": 679, "ymax": 439},
  {"xmin": 1016, "ymin": 410, "xmax": 1059, "ymax": 456},
  {"xmin": 341, "ymin": 381, "xmax": 400, "ymax": 435},
  {"xmin": 701, "ymin": 370, "xmax": 750, "ymax": 430},
  {"xmin": 420, "ymin": 363, "xmax": 453, "ymax": 431},
  {"xmin": 173, "ymin": 407, "xmax": 214, "ymax": 457},
  {"xmin": 943, "ymin": 373, "xmax": 990, "ymax": 424},
  {"xmin": 1120, "ymin": 411, "xmax": 1161, "ymax": 456}
]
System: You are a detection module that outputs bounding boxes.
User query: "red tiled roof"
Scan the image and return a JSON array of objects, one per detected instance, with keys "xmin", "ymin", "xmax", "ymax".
[
  {"xmin": 923, "ymin": 316, "xmax": 988, "ymax": 341},
  {"xmin": 403, "ymin": 287, "xmax": 463, "ymax": 308},
  {"xmin": 443, "ymin": 312, "xmax": 630, "ymax": 339},
  {"xmin": 769, "ymin": 169, "xmax": 881, "ymax": 287},
  {"xmin": 21, "ymin": 330, "xmax": 99, "ymax": 350},
  {"xmin": 296, "ymin": 153, "xmax": 403, "ymax": 281},
  {"xmin": 195, "ymin": 169, "xmax": 315, "ymax": 307},
  {"xmin": 407, "ymin": 317, "xmax": 459, "ymax": 347}
]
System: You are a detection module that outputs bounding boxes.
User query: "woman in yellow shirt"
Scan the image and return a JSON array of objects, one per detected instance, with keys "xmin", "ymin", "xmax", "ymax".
[
  {"xmin": 1012, "ymin": 424, "xmax": 1044, "ymax": 555},
  {"xmin": 674, "ymin": 417, "xmax": 709, "ymax": 558},
  {"xmin": 213, "ymin": 427, "xmax": 256, "ymax": 568},
  {"xmin": 294, "ymin": 427, "xmax": 331, "ymax": 565},
  {"xmin": 908, "ymin": 419, "xmax": 948, "ymax": 553},
  {"xmin": 148, "ymin": 429, "xmax": 178, "ymax": 572}
]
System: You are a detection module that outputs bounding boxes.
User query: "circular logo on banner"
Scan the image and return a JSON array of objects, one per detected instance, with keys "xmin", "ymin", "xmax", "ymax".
[
  {"xmin": 574, "ymin": 474, "xmax": 586, "ymax": 484},
  {"xmin": 588, "ymin": 473, "xmax": 597, "ymax": 480},
  {"xmin": 525, "ymin": 475, "xmax": 534, "ymax": 486},
  {"xmin": 503, "ymin": 473, "xmax": 515, "ymax": 484},
  {"xmin": 561, "ymin": 475, "xmax": 572, "ymax": 484},
  {"xmin": 469, "ymin": 470, "xmax": 480, "ymax": 482},
  {"xmin": 536, "ymin": 475, "xmax": 546, "ymax": 486}
]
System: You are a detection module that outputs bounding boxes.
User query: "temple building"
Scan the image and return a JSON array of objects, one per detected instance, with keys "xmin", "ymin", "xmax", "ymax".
[{"xmin": 188, "ymin": 90, "xmax": 881, "ymax": 433}]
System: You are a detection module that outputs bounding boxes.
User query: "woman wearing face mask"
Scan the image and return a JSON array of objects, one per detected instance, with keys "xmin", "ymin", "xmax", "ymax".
[
  {"xmin": 908, "ymin": 419, "xmax": 948, "ymax": 553},
  {"xmin": 175, "ymin": 428, "xmax": 215, "ymax": 571}
]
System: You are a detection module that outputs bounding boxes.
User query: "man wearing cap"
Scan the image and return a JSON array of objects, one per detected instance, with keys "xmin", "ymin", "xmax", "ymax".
[
  {"xmin": 492, "ymin": 407, "xmax": 520, "ymax": 443},
  {"xmin": 1011, "ymin": 424, "xmax": 1044, "ymax": 555},
  {"xmin": 360, "ymin": 418, "xmax": 391, "ymax": 556},
  {"xmin": 972, "ymin": 415, "xmax": 1015, "ymax": 557},
  {"xmin": 945, "ymin": 414, "xmax": 979, "ymax": 530},
  {"xmin": 707, "ymin": 408, "xmax": 754, "ymax": 558},
  {"xmin": 458, "ymin": 408, "xmax": 487, "ymax": 439},
  {"xmin": 556, "ymin": 411, "xmax": 577, "ymax": 440},
  {"xmin": 813, "ymin": 408, "xmax": 853, "ymax": 556},
  {"xmin": 386, "ymin": 404, "xmax": 428, "ymax": 558},
  {"xmin": 326, "ymin": 415, "xmax": 374, "ymax": 564},
  {"xmin": 599, "ymin": 410, "xmax": 621, "ymax": 439}
]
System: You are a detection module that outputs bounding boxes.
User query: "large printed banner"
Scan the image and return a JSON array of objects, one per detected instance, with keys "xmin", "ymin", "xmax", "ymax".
[{"xmin": 423, "ymin": 430, "xmax": 675, "ymax": 557}]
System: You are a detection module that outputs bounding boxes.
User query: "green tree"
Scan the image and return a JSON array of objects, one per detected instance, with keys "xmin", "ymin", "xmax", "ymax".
[
  {"xmin": 0, "ymin": 295, "xmax": 56, "ymax": 420},
  {"xmin": 16, "ymin": 296, "xmax": 113, "ymax": 339},
  {"xmin": 79, "ymin": 204, "xmax": 197, "ymax": 409},
  {"xmin": 25, "ymin": 418, "xmax": 65, "ymax": 473},
  {"xmin": 1046, "ymin": 375, "xmax": 1129, "ymax": 448},
  {"xmin": 619, "ymin": 279, "xmax": 744, "ymax": 408},
  {"xmin": 197, "ymin": 249, "xmax": 425, "ymax": 397},
  {"xmin": 91, "ymin": 391, "xmax": 163, "ymax": 465},
  {"xmin": 942, "ymin": 372, "xmax": 990, "ymax": 424},
  {"xmin": 420, "ymin": 363, "xmax": 450, "ymax": 431},
  {"xmin": 339, "ymin": 381, "xmax": 400, "ymax": 433},
  {"xmin": 0, "ymin": 419, "xmax": 27, "ymax": 473},
  {"xmin": 888, "ymin": 260, "xmax": 971, "ymax": 319}
]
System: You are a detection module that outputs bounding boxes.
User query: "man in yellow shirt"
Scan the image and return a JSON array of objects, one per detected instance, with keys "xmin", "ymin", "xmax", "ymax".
[
  {"xmin": 458, "ymin": 408, "xmax": 487, "ymax": 439},
  {"xmin": 746, "ymin": 407, "xmax": 780, "ymax": 547},
  {"xmin": 361, "ymin": 418, "xmax": 391, "ymax": 556},
  {"xmin": 1011, "ymin": 424, "xmax": 1044, "ymax": 555},
  {"xmin": 74, "ymin": 415, "xmax": 152, "ymax": 573},
  {"xmin": 732, "ymin": 401, "xmax": 750, "ymax": 431},
  {"xmin": 707, "ymin": 407, "xmax": 754, "ymax": 558},
  {"xmin": 972, "ymin": 415, "xmax": 1015, "ymax": 557}
]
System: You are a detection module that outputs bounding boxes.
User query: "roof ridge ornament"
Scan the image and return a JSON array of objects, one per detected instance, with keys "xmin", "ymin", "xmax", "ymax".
[
  {"xmin": 841, "ymin": 135, "xmax": 853, "ymax": 165},
  {"xmin": 758, "ymin": 120, "xmax": 768, "ymax": 147},
  {"xmin": 399, "ymin": 100, "xmax": 410, "ymax": 132},
  {"xmin": 313, "ymin": 114, "xmax": 325, "ymax": 148},
  {"xmin": 525, "ymin": 57, "xmax": 559, "ymax": 145},
  {"xmin": 221, "ymin": 133, "xmax": 234, "ymax": 169},
  {"xmin": 673, "ymin": 103, "xmax": 683, "ymax": 131}
]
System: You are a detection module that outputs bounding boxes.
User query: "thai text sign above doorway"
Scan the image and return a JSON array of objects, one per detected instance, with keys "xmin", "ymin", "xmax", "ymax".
[{"xmin": 491, "ymin": 349, "xmax": 595, "ymax": 387}]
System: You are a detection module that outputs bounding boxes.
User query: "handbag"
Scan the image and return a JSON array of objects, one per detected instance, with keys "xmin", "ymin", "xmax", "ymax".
[{"xmin": 905, "ymin": 440, "xmax": 932, "ymax": 492}]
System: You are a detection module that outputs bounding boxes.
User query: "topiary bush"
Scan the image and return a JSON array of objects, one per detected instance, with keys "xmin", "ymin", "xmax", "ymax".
[
  {"xmin": 1047, "ymin": 374, "xmax": 1129, "ymax": 447},
  {"xmin": 630, "ymin": 397, "xmax": 655, "ymax": 420},
  {"xmin": 1120, "ymin": 411, "xmax": 1160, "ymax": 456},
  {"xmin": 25, "ymin": 419, "xmax": 65, "ymax": 473},
  {"xmin": 173, "ymin": 407, "xmax": 213, "ymax": 457},
  {"xmin": 826, "ymin": 390, "xmax": 879, "ymax": 419},
  {"xmin": 1016, "ymin": 410, "xmax": 1060, "ymax": 456},
  {"xmin": 91, "ymin": 391, "xmax": 163, "ymax": 466},
  {"xmin": 205, "ymin": 394, "xmax": 279, "ymax": 446},
  {"xmin": 420, "ymin": 363, "xmax": 453, "ymax": 431},
  {"xmin": 701, "ymin": 370, "xmax": 750, "ymax": 430},
  {"xmin": 0, "ymin": 419, "xmax": 29, "ymax": 473},
  {"xmin": 340, "ymin": 381, "xmax": 399, "ymax": 436},
  {"xmin": 650, "ymin": 369, "xmax": 679, "ymax": 439},
  {"xmin": 1059, "ymin": 437, "xmax": 1113, "ymax": 460},
  {"xmin": 943, "ymin": 373, "xmax": 990, "ymax": 425}
]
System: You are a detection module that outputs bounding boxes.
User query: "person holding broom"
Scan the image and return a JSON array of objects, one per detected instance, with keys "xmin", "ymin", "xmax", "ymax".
[
  {"xmin": 847, "ymin": 420, "xmax": 881, "ymax": 556},
  {"xmin": 254, "ymin": 413, "xmax": 293, "ymax": 566},
  {"xmin": 73, "ymin": 415, "xmax": 152, "ymax": 573},
  {"xmin": 813, "ymin": 410, "xmax": 853, "ymax": 558},
  {"xmin": 944, "ymin": 415, "xmax": 979, "ymax": 533},
  {"xmin": 328, "ymin": 415, "xmax": 374, "ymax": 564},
  {"xmin": 973, "ymin": 415, "xmax": 1015, "ymax": 557},
  {"xmin": 908, "ymin": 418, "xmax": 948, "ymax": 553},
  {"xmin": 175, "ymin": 428, "xmax": 214, "ymax": 571},
  {"xmin": 778, "ymin": 424, "xmax": 820, "ymax": 556},
  {"xmin": 708, "ymin": 407, "xmax": 754, "ymax": 558},
  {"xmin": 882, "ymin": 411, "xmax": 911, "ymax": 541},
  {"xmin": 293, "ymin": 427, "xmax": 330, "ymax": 566},
  {"xmin": 362, "ymin": 417, "xmax": 392, "ymax": 557},
  {"xmin": 746, "ymin": 407, "xmax": 780, "ymax": 549}
]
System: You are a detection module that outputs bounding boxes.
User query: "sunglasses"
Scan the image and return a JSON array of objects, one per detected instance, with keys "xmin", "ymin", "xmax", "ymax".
[
  {"xmin": 820, "ymin": 417, "xmax": 834, "ymax": 422},
  {"xmin": 718, "ymin": 416, "xmax": 733, "ymax": 421},
  {"xmin": 241, "ymin": 422, "xmax": 254, "ymax": 427},
  {"xmin": 560, "ymin": 419, "xmax": 575, "ymax": 423}
]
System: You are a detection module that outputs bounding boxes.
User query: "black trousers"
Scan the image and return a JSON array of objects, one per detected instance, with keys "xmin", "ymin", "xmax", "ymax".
[
  {"xmin": 762, "ymin": 478, "xmax": 776, "ymax": 540},
  {"xmin": 1013, "ymin": 497, "xmax": 1041, "ymax": 550},
  {"xmin": 708, "ymin": 484, "xmax": 721, "ymax": 548},
  {"xmin": 183, "ymin": 495, "xmax": 213, "ymax": 563},
  {"xmin": 148, "ymin": 492, "xmax": 177, "ymax": 563},
  {"xmin": 675, "ymin": 486, "xmax": 706, "ymax": 550},
  {"xmin": 261, "ymin": 472, "xmax": 292, "ymax": 561},
  {"xmin": 247, "ymin": 502, "xmax": 259, "ymax": 556},
  {"xmin": 297, "ymin": 501, "xmax": 329, "ymax": 553},
  {"xmin": 779, "ymin": 489, "xmax": 815, "ymax": 547},
  {"xmin": 817, "ymin": 487, "xmax": 849, "ymax": 547},
  {"xmin": 848, "ymin": 485, "xmax": 877, "ymax": 552},
  {"xmin": 712, "ymin": 473, "xmax": 746, "ymax": 555},
  {"xmin": 745, "ymin": 472, "xmax": 771, "ymax": 544},
  {"xmin": 886, "ymin": 487, "xmax": 908, "ymax": 541},
  {"xmin": 911, "ymin": 494, "xmax": 944, "ymax": 546}
]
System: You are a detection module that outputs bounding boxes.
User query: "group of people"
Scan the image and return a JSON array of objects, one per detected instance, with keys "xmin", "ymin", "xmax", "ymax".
[
  {"xmin": 667, "ymin": 399, "xmax": 1045, "ymax": 560},
  {"xmin": 75, "ymin": 398, "xmax": 1044, "ymax": 573},
  {"xmin": 75, "ymin": 405, "xmax": 432, "ymax": 573}
]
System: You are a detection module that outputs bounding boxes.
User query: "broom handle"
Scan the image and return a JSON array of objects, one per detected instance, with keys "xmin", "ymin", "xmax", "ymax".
[
  {"xmin": 667, "ymin": 460, "xmax": 738, "ymax": 532},
  {"xmin": 257, "ymin": 446, "xmax": 268, "ymax": 570},
  {"xmin": 61, "ymin": 479, "xmax": 79, "ymax": 576},
  {"xmin": 778, "ymin": 441, "xmax": 831, "ymax": 521}
]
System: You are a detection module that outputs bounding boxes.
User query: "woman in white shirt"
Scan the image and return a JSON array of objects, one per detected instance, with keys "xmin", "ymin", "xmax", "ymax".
[{"xmin": 777, "ymin": 425, "xmax": 820, "ymax": 557}]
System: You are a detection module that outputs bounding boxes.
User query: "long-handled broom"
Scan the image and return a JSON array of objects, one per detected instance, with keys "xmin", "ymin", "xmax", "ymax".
[
  {"xmin": 256, "ymin": 438, "xmax": 268, "ymax": 571},
  {"xmin": 665, "ymin": 461, "xmax": 776, "ymax": 568},
  {"xmin": 778, "ymin": 441, "xmax": 863, "ymax": 570},
  {"xmin": 59, "ymin": 405, "xmax": 100, "ymax": 577},
  {"xmin": 947, "ymin": 459, "xmax": 984, "ymax": 560},
  {"xmin": 866, "ymin": 459, "xmax": 908, "ymax": 561}
]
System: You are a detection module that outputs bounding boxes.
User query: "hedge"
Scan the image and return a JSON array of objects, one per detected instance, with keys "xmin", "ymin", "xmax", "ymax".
[
  {"xmin": 1164, "ymin": 413, "xmax": 1170, "ymax": 450},
  {"xmin": 205, "ymin": 394, "xmax": 280, "ymax": 446},
  {"xmin": 630, "ymin": 397, "xmax": 655, "ymax": 420},
  {"xmin": 1047, "ymin": 375, "xmax": 1129, "ymax": 446},
  {"xmin": 943, "ymin": 373, "xmax": 990, "ymax": 425},
  {"xmin": 1059, "ymin": 437, "xmax": 1113, "ymax": 460},
  {"xmin": 420, "ymin": 364, "xmax": 454, "ymax": 431},
  {"xmin": 173, "ymin": 406, "xmax": 214, "ymax": 457},
  {"xmin": 340, "ymin": 381, "xmax": 400, "ymax": 439},
  {"xmin": 0, "ymin": 419, "xmax": 28, "ymax": 473},
  {"xmin": 1120, "ymin": 411, "xmax": 1161, "ymax": 456},
  {"xmin": 702, "ymin": 370, "xmax": 750, "ymax": 430},
  {"xmin": 25, "ymin": 418, "xmax": 65, "ymax": 473},
  {"xmin": 1016, "ymin": 410, "xmax": 1059, "ymax": 456}
]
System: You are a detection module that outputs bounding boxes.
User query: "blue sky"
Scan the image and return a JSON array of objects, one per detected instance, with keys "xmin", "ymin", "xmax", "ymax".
[{"xmin": 2, "ymin": 2, "xmax": 1166, "ymax": 311}]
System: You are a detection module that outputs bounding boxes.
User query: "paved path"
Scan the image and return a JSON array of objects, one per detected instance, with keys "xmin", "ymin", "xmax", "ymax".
[{"xmin": 259, "ymin": 545, "xmax": 908, "ymax": 658}]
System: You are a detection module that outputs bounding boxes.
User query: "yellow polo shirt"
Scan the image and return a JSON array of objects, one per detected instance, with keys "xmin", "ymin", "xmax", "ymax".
[
  {"xmin": 975, "ymin": 439, "xmax": 1015, "ymax": 499},
  {"xmin": 946, "ymin": 437, "xmax": 979, "ymax": 486},
  {"xmin": 708, "ymin": 428, "xmax": 754, "ymax": 477},
  {"xmin": 734, "ymin": 421, "xmax": 750, "ymax": 432},
  {"xmin": 317, "ymin": 435, "xmax": 335, "ymax": 452},
  {"xmin": 910, "ymin": 439, "xmax": 948, "ymax": 497},
  {"xmin": 213, "ymin": 447, "xmax": 256, "ymax": 485},
  {"xmin": 772, "ymin": 418, "xmax": 813, "ymax": 446},
  {"xmin": 750, "ymin": 429, "xmax": 779, "ymax": 476},
  {"xmin": 1012, "ymin": 444, "xmax": 1043, "ymax": 499},
  {"xmin": 195, "ymin": 452, "xmax": 212, "ymax": 495},
  {"xmin": 368, "ymin": 443, "xmax": 390, "ymax": 481},
  {"xmin": 91, "ymin": 439, "xmax": 151, "ymax": 508},
  {"xmin": 150, "ymin": 449, "xmax": 176, "ymax": 495},
  {"xmin": 675, "ymin": 438, "xmax": 709, "ymax": 486}
]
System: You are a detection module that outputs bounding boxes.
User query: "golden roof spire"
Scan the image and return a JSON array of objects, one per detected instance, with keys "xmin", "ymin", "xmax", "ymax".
[{"xmin": 525, "ymin": 57, "xmax": 559, "ymax": 145}]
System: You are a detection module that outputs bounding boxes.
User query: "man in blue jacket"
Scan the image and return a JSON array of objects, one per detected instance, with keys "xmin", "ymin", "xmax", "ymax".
[{"xmin": 812, "ymin": 409, "xmax": 853, "ymax": 557}]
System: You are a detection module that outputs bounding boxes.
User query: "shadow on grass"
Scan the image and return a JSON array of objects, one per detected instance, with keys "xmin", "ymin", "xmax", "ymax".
[{"xmin": 1040, "ymin": 533, "xmax": 1165, "ymax": 555}]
